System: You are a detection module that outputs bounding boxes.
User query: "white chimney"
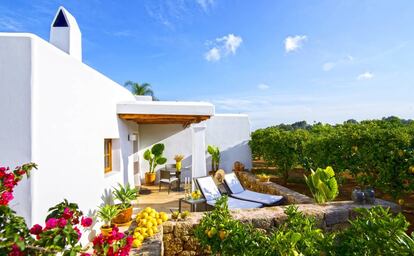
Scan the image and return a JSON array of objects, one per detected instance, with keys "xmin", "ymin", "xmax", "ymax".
[{"xmin": 49, "ymin": 7, "xmax": 82, "ymax": 61}]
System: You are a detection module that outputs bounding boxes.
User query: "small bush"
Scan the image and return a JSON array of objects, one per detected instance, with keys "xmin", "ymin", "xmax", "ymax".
[{"xmin": 195, "ymin": 197, "xmax": 414, "ymax": 255}]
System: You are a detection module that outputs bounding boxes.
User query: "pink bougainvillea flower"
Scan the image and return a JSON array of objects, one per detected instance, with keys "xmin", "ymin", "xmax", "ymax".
[
  {"xmin": 80, "ymin": 253, "xmax": 91, "ymax": 256},
  {"xmin": 62, "ymin": 207, "xmax": 73, "ymax": 219},
  {"xmin": 29, "ymin": 224, "xmax": 43, "ymax": 235},
  {"xmin": 92, "ymin": 234, "xmax": 103, "ymax": 246},
  {"xmin": 8, "ymin": 244, "xmax": 24, "ymax": 256},
  {"xmin": 114, "ymin": 232, "xmax": 124, "ymax": 240},
  {"xmin": 58, "ymin": 218, "xmax": 67, "ymax": 228},
  {"xmin": 45, "ymin": 218, "xmax": 58, "ymax": 229},
  {"xmin": 74, "ymin": 226, "xmax": 82, "ymax": 240},
  {"xmin": 1, "ymin": 191, "xmax": 14, "ymax": 202},
  {"xmin": 81, "ymin": 217, "xmax": 93, "ymax": 227}
]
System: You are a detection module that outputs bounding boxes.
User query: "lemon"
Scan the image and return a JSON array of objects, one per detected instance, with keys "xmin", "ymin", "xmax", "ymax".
[
  {"xmin": 160, "ymin": 213, "xmax": 169, "ymax": 222},
  {"xmin": 148, "ymin": 229, "xmax": 154, "ymax": 236},
  {"xmin": 157, "ymin": 219, "xmax": 163, "ymax": 225},
  {"xmin": 132, "ymin": 239, "xmax": 142, "ymax": 248},
  {"xmin": 152, "ymin": 226, "xmax": 158, "ymax": 234},
  {"xmin": 146, "ymin": 222, "xmax": 153, "ymax": 229}
]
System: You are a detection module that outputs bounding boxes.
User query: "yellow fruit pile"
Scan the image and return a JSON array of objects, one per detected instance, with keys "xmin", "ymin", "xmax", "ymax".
[
  {"xmin": 132, "ymin": 207, "xmax": 169, "ymax": 248},
  {"xmin": 191, "ymin": 190, "xmax": 201, "ymax": 200}
]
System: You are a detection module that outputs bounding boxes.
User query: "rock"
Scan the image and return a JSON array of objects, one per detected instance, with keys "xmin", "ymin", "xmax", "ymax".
[{"xmin": 163, "ymin": 221, "xmax": 174, "ymax": 234}]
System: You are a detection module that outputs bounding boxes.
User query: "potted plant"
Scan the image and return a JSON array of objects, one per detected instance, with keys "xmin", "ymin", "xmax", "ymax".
[
  {"xmin": 143, "ymin": 143, "xmax": 167, "ymax": 185},
  {"xmin": 111, "ymin": 183, "xmax": 139, "ymax": 226},
  {"xmin": 207, "ymin": 145, "xmax": 220, "ymax": 175},
  {"xmin": 97, "ymin": 204, "xmax": 120, "ymax": 236}
]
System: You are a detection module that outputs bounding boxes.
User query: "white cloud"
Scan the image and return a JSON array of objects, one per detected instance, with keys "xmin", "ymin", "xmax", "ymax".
[
  {"xmin": 196, "ymin": 0, "xmax": 215, "ymax": 11},
  {"xmin": 357, "ymin": 72, "xmax": 374, "ymax": 80},
  {"xmin": 322, "ymin": 62, "xmax": 336, "ymax": 71},
  {"xmin": 284, "ymin": 35, "xmax": 307, "ymax": 53},
  {"xmin": 205, "ymin": 34, "xmax": 243, "ymax": 62},
  {"xmin": 218, "ymin": 34, "xmax": 243, "ymax": 54},
  {"xmin": 258, "ymin": 83, "xmax": 270, "ymax": 90},
  {"xmin": 205, "ymin": 47, "xmax": 221, "ymax": 62}
]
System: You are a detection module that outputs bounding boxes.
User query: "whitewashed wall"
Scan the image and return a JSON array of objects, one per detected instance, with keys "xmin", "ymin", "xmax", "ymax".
[
  {"xmin": 0, "ymin": 34, "xmax": 33, "ymax": 224},
  {"xmin": 0, "ymin": 34, "xmax": 137, "ymax": 244},
  {"xmin": 137, "ymin": 114, "xmax": 252, "ymax": 181}
]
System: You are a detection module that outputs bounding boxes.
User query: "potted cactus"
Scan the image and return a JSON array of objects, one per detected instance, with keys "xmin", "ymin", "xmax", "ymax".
[
  {"xmin": 97, "ymin": 204, "xmax": 120, "ymax": 236},
  {"xmin": 112, "ymin": 183, "xmax": 139, "ymax": 226},
  {"xmin": 143, "ymin": 143, "xmax": 167, "ymax": 185}
]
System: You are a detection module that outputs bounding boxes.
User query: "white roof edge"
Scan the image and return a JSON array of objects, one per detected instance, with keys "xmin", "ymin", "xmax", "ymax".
[
  {"xmin": 117, "ymin": 101, "xmax": 215, "ymax": 116},
  {"xmin": 0, "ymin": 32, "xmax": 40, "ymax": 39}
]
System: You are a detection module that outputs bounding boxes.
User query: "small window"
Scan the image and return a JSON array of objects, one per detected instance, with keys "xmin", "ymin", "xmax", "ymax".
[
  {"xmin": 104, "ymin": 139, "xmax": 112, "ymax": 173},
  {"xmin": 53, "ymin": 10, "xmax": 69, "ymax": 27}
]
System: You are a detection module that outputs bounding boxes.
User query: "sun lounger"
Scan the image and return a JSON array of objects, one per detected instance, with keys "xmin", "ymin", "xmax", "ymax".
[
  {"xmin": 195, "ymin": 176, "xmax": 263, "ymax": 209},
  {"xmin": 224, "ymin": 172, "xmax": 284, "ymax": 206}
]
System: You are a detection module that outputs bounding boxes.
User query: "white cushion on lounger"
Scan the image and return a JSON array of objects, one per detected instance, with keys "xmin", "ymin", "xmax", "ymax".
[
  {"xmin": 223, "ymin": 172, "xmax": 245, "ymax": 194},
  {"xmin": 196, "ymin": 176, "xmax": 221, "ymax": 201},
  {"xmin": 230, "ymin": 190, "xmax": 283, "ymax": 206},
  {"xmin": 206, "ymin": 197, "xmax": 263, "ymax": 209}
]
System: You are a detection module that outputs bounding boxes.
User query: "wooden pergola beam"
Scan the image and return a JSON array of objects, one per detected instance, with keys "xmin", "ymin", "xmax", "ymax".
[{"xmin": 118, "ymin": 114, "xmax": 211, "ymax": 125}]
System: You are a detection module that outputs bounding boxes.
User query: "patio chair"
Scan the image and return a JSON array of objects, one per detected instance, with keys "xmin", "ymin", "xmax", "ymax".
[
  {"xmin": 195, "ymin": 176, "xmax": 263, "ymax": 209},
  {"xmin": 165, "ymin": 164, "xmax": 176, "ymax": 175},
  {"xmin": 223, "ymin": 172, "xmax": 284, "ymax": 206},
  {"xmin": 159, "ymin": 169, "xmax": 178, "ymax": 194}
]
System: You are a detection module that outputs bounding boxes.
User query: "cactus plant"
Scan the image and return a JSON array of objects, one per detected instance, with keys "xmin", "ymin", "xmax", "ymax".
[{"xmin": 304, "ymin": 166, "xmax": 338, "ymax": 203}]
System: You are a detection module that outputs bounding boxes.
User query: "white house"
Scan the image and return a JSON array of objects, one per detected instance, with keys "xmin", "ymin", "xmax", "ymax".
[{"xmin": 0, "ymin": 6, "xmax": 251, "ymax": 231}]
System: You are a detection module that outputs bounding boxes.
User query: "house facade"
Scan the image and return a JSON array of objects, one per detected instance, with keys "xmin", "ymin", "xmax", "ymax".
[{"xmin": 0, "ymin": 6, "xmax": 251, "ymax": 231}]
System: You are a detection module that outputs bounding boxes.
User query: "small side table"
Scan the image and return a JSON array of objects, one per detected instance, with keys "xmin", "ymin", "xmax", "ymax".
[{"xmin": 179, "ymin": 198, "xmax": 206, "ymax": 212}]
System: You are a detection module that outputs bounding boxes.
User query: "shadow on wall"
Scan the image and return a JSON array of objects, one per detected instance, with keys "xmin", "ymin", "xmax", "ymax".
[
  {"xmin": 206, "ymin": 140, "xmax": 252, "ymax": 174},
  {"xmin": 152, "ymin": 140, "xmax": 252, "ymax": 183}
]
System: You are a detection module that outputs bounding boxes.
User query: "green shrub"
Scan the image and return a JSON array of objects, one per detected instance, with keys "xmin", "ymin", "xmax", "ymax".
[
  {"xmin": 269, "ymin": 205, "xmax": 334, "ymax": 255},
  {"xmin": 250, "ymin": 117, "xmax": 414, "ymax": 199},
  {"xmin": 194, "ymin": 196, "xmax": 267, "ymax": 255},
  {"xmin": 194, "ymin": 197, "xmax": 333, "ymax": 255},
  {"xmin": 334, "ymin": 206, "xmax": 414, "ymax": 255},
  {"xmin": 194, "ymin": 196, "xmax": 414, "ymax": 255}
]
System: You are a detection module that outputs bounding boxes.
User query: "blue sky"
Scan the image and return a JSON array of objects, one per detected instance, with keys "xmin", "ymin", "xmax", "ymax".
[{"xmin": 1, "ymin": 0, "xmax": 414, "ymax": 129}]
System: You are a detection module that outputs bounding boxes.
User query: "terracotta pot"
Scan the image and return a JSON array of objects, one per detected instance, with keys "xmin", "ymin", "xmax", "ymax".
[
  {"xmin": 145, "ymin": 172, "xmax": 156, "ymax": 185},
  {"xmin": 112, "ymin": 206, "xmax": 133, "ymax": 225},
  {"xmin": 100, "ymin": 224, "xmax": 116, "ymax": 236}
]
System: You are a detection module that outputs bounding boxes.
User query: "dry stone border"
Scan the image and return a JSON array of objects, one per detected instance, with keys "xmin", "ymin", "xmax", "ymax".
[{"xmin": 235, "ymin": 171, "xmax": 314, "ymax": 204}]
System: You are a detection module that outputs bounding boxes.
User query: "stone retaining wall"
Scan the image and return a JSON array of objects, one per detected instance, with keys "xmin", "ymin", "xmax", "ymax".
[
  {"xmin": 162, "ymin": 199, "xmax": 400, "ymax": 256},
  {"xmin": 235, "ymin": 171, "xmax": 313, "ymax": 204}
]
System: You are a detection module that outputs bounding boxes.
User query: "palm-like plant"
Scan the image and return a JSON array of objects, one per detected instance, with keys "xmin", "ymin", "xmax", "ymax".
[
  {"xmin": 97, "ymin": 204, "xmax": 120, "ymax": 227},
  {"xmin": 112, "ymin": 183, "xmax": 139, "ymax": 210},
  {"xmin": 124, "ymin": 81, "xmax": 155, "ymax": 99}
]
